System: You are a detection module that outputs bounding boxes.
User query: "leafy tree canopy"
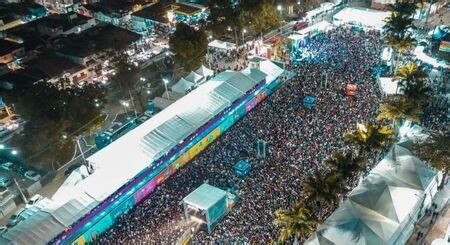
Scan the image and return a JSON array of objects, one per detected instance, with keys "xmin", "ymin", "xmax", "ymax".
[{"xmin": 169, "ymin": 23, "xmax": 208, "ymax": 71}]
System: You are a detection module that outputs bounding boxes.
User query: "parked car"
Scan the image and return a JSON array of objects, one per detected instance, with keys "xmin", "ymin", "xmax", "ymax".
[
  {"xmin": 0, "ymin": 162, "xmax": 14, "ymax": 171},
  {"xmin": 25, "ymin": 194, "xmax": 44, "ymax": 208},
  {"xmin": 24, "ymin": 170, "xmax": 41, "ymax": 181},
  {"xmin": 0, "ymin": 225, "xmax": 7, "ymax": 234},
  {"xmin": 0, "ymin": 173, "xmax": 12, "ymax": 187},
  {"xmin": 0, "ymin": 186, "xmax": 8, "ymax": 196},
  {"xmin": 7, "ymin": 208, "xmax": 26, "ymax": 227}
]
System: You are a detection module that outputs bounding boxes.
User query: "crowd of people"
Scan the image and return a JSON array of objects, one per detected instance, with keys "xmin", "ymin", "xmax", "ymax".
[{"xmin": 95, "ymin": 26, "xmax": 435, "ymax": 244}]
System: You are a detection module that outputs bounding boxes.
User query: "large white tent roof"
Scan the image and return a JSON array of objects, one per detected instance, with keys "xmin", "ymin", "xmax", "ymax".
[
  {"xmin": 306, "ymin": 144, "xmax": 438, "ymax": 245},
  {"xmin": 333, "ymin": 7, "xmax": 390, "ymax": 30},
  {"xmin": 208, "ymin": 39, "xmax": 236, "ymax": 50}
]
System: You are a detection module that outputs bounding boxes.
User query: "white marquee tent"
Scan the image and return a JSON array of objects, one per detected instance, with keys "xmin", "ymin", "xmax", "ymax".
[
  {"xmin": 333, "ymin": 7, "xmax": 390, "ymax": 30},
  {"xmin": 306, "ymin": 143, "xmax": 439, "ymax": 245},
  {"xmin": 208, "ymin": 40, "xmax": 236, "ymax": 51}
]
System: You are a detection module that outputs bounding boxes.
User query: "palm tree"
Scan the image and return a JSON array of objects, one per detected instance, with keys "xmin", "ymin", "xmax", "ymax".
[
  {"xmin": 386, "ymin": 2, "xmax": 418, "ymax": 17},
  {"xmin": 392, "ymin": 62, "xmax": 430, "ymax": 104},
  {"xmin": 386, "ymin": 35, "xmax": 416, "ymax": 71},
  {"xmin": 414, "ymin": 130, "xmax": 450, "ymax": 189},
  {"xmin": 273, "ymin": 202, "xmax": 318, "ymax": 244},
  {"xmin": 302, "ymin": 171, "xmax": 342, "ymax": 207},
  {"xmin": 377, "ymin": 96, "xmax": 422, "ymax": 132},
  {"xmin": 393, "ymin": 62, "xmax": 428, "ymax": 87},
  {"xmin": 324, "ymin": 151, "xmax": 368, "ymax": 180},
  {"xmin": 383, "ymin": 9, "xmax": 416, "ymax": 72},
  {"xmin": 344, "ymin": 122, "xmax": 395, "ymax": 154}
]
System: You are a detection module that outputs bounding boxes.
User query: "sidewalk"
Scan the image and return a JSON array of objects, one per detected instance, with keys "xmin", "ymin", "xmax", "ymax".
[{"xmin": 407, "ymin": 178, "xmax": 449, "ymax": 245}]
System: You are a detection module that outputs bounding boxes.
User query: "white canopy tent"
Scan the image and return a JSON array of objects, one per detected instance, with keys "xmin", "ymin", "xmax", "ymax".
[
  {"xmin": 171, "ymin": 77, "xmax": 195, "ymax": 94},
  {"xmin": 195, "ymin": 65, "xmax": 214, "ymax": 78},
  {"xmin": 208, "ymin": 40, "xmax": 236, "ymax": 51},
  {"xmin": 185, "ymin": 71, "xmax": 204, "ymax": 84},
  {"xmin": 333, "ymin": 7, "xmax": 390, "ymax": 30},
  {"xmin": 306, "ymin": 143, "xmax": 439, "ymax": 245}
]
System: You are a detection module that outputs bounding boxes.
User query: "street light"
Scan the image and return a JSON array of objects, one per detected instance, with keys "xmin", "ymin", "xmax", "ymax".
[
  {"xmin": 120, "ymin": 100, "xmax": 130, "ymax": 117},
  {"xmin": 277, "ymin": 5, "xmax": 283, "ymax": 36},
  {"xmin": 242, "ymin": 29, "xmax": 247, "ymax": 46},
  {"xmin": 163, "ymin": 78, "xmax": 170, "ymax": 100}
]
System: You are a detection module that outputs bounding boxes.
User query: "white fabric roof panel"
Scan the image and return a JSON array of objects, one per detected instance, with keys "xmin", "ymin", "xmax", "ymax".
[
  {"xmin": 211, "ymin": 83, "xmax": 243, "ymax": 102},
  {"xmin": 171, "ymin": 77, "xmax": 194, "ymax": 94},
  {"xmin": 155, "ymin": 116, "xmax": 194, "ymax": 142},
  {"xmin": 185, "ymin": 71, "xmax": 204, "ymax": 84},
  {"xmin": 140, "ymin": 130, "xmax": 176, "ymax": 159},
  {"xmin": 177, "ymin": 107, "xmax": 213, "ymax": 129},
  {"xmin": 4, "ymin": 211, "xmax": 64, "ymax": 245}
]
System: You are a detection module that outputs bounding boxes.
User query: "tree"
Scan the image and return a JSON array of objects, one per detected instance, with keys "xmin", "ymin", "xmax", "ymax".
[
  {"xmin": 240, "ymin": 0, "xmax": 279, "ymax": 36},
  {"xmin": 2, "ymin": 82, "xmax": 105, "ymax": 170},
  {"xmin": 383, "ymin": 8, "xmax": 416, "ymax": 71},
  {"xmin": 324, "ymin": 151, "xmax": 367, "ymax": 181},
  {"xmin": 170, "ymin": 23, "xmax": 208, "ymax": 71},
  {"xmin": 302, "ymin": 171, "xmax": 342, "ymax": 208},
  {"xmin": 207, "ymin": 0, "xmax": 242, "ymax": 44},
  {"xmin": 377, "ymin": 96, "xmax": 422, "ymax": 131},
  {"xmin": 273, "ymin": 202, "xmax": 318, "ymax": 244},
  {"xmin": 344, "ymin": 122, "xmax": 395, "ymax": 154},
  {"xmin": 392, "ymin": 62, "xmax": 431, "ymax": 104},
  {"xmin": 414, "ymin": 130, "xmax": 450, "ymax": 188},
  {"xmin": 386, "ymin": 2, "xmax": 418, "ymax": 17},
  {"xmin": 108, "ymin": 55, "xmax": 140, "ymax": 107}
]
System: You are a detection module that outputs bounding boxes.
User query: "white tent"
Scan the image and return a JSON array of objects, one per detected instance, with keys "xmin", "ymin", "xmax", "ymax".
[
  {"xmin": 171, "ymin": 77, "xmax": 195, "ymax": 94},
  {"xmin": 185, "ymin": 71, "xmax": 204, "ymax": 84},
  {"xmin": 297, "ymin": 21, "xmax": 334, "ymax": 36},
  {"xmin": 208, "ymin": 40, "xmax": 236, "ymax": 51},
  {"xmin": 195, "ymin": 65, "xmax": 214, "ymax": 78},
  {"xmin": 333, "ymin": 7, "xmax": 390, "ymax": 30},
  {"xmin": 306, "ymin": 143, "xmax": 439, "ymax": 245}
]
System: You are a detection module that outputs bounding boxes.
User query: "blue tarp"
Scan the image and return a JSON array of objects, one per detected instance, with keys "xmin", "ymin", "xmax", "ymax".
[
  {"xmin": 303, "ymin": 95, "xmax": 317, "ymax": 109},
  {"xmin": 233, "ymin": 160, "xmax": 251, "ymax": 177}
]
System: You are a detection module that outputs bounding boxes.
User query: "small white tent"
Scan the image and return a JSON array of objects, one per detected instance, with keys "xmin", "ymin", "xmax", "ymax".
[
  {"xmin": 208, "ymin": 40, "xmax": 236, "ymax": 51},
  {"xmin": 171, "ymin": 77, "xmax": 195, "ymax": 94}
]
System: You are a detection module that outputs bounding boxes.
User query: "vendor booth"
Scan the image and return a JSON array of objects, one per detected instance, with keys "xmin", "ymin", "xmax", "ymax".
[{"xmin": 208, "ymin": 40, "xmax": 236, "ymax": 52}]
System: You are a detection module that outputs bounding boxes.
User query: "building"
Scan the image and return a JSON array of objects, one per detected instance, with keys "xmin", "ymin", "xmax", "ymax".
[
  {"xmin": 0, "ymin": 39, "xmax": 25, "ymax": 64},
  {"xmin": 169, "ymin": 2, "xmax": 209, "ymax": 26},
  {"xmin": 0, "ymin": 60, "xmax": 285, "ymax": 244},
  {"xmin": 36, "ymin": 12, "xmax": 96, "ymax": 38},
  {"xmin": 25, "ymin": 55, "xmax": 91, "ymax": 86},
  {"xmin": 131, "ymin": 2, "xmax": 172, "ymax": 35},
  {"xmin": 371, "ymin": 0, "xmax": 447, "ymax": 19},
  {"xmin": 53, "ymin": 24, "xmax": 141, "ymax": 66},
  {"xmin": 77, "ymin": 4, "xmax": 131, "ymax": 27},
  {"xmin": 305, "ymin": 142, "xmax": 442, "ymax": 245}
]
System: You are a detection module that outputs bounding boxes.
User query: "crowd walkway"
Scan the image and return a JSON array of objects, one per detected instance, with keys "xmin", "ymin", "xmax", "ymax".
[{"xmin": 407, "ymin": 179, "xmax": 450, "ymax": 245}]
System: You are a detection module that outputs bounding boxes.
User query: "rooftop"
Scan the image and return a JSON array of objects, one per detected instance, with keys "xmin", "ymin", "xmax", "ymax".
[
  {"xmin": 38, "ymin": 12, "xmax": 93, "ymax": 32},
  {"xmin": 172, "ymin": 3, "xmax": 203, "ymax": 15},
  {"xmin": 132, "ymin": 2, "xmax": 171, "ymax": 23},
  {"xmin": 183, "ymin": 183, "xmax": 227, "ymax": 210},
  {"xmin": 0, "ymin": 39, "xmax": 23, "ymax": 56},
  {"xmin": 26, "ymin": 55, "xmax": 85, "ymax": 78},
  {"xmin": 55, "ymin": 24, "xmax": 142, "ymax": 58}
]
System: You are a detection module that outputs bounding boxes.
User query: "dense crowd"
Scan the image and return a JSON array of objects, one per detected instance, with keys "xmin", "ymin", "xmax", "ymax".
[{"xmin": 96, "ymin": 27, "xmax": 395, "ymax": 244}]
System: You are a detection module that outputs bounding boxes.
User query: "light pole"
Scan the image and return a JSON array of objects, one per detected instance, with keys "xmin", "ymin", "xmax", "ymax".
[
  {"xmin": 277, "ymin": 5, "xmax": 283, "ymax": 36},
  {"xmin": 163, "ymin": 78, "xmax": 170, "ymax": 100},
  {"xmin": 242, "ymin": 29, "xmax": 247, "ymax": 46},
  {"xmin": 120, "ymin": 100, "xmax": 130, "ymax": 117},
  {"xmin": 229, "ymin": 26, "xmax": 239, "ymax": 48},
  {"xmin": 0, "ymin": 144, "xmax": 18, "ymax": 156}
]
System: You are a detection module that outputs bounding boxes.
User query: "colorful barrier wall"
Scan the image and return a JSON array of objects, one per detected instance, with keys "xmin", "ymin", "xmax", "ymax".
[{"xmin": 61, "ymin": 80, "xmax": 275, "ymax": 245}]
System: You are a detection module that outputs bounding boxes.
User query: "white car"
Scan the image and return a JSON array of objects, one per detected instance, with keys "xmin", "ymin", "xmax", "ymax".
[
  {"xmin": 0, "ymin": 225, "xmax": 7, "ymax": 234},
  {"xmin": 24, "ymin": 170, "xmax": 41, "ymax": 181},
  {"xmin": 25, "ymin": 194, "xmax": 43, "ymax": 208},
  {"xmin": 1, "ymin": 162, "xmax": 14, "ymax": 171},
  {"xmin": 0, "ymin": 186, "xmax": 8, "ymax": 196}
]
